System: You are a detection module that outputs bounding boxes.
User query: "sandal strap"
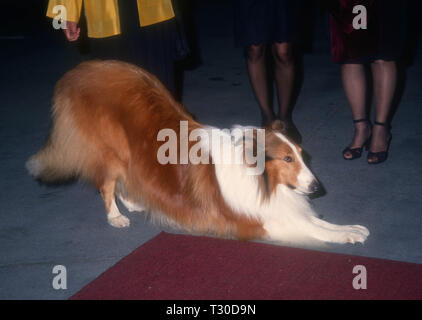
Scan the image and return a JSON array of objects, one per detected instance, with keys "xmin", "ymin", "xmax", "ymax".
[
  {"xmin": 374, "ymin": 121, "xmax": 390, "ymax": 126},
  {"xmin": 374, "ymin": 121, "xmax": 392, "ymax": 130},
  {"xmin": 353, "ymin": 118, "xmax": 368, "ymax": 123},
  {"xmin": 353, "ymin": 119, "xmax": 372, "ymax": 127},
  {"xmin": 353, "ymin": 118, "xmax": 369, "ymax": 124}
]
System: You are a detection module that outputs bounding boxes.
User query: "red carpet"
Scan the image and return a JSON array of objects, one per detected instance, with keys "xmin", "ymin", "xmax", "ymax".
[{"xmin": 71, "ymin": 232, "xmax": 422, "ymax": 300}]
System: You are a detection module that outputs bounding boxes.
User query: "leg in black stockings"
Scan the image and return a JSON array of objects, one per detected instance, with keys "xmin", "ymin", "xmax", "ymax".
[
  {"xmin": 246, "ymin": 44, "xmax": 275, "ymax": 125},
  {"xmin": 341, "ymin": 63, "xmax": 372, "ymax": 159},
  {"xmin": 272, "ymin": 42, "xmax": 295, "ymax": 122},
  {"xmin": 368, "ymin": 59, "xmax": 396, "ymax": 163}
]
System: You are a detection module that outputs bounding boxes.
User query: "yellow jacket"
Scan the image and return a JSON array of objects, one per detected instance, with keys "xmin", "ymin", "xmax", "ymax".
[{"xmin": 46, "ymin": 0, "xmax": 175, "ymax": 38}]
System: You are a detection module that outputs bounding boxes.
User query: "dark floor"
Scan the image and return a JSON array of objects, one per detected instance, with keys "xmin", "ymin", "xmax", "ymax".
[{"xmin": 0, "ymin": 1, "xmax": 421, "ymax": 299}]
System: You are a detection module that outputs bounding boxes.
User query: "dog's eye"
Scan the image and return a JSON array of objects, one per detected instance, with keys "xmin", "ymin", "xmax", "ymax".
[{"xmin": 284, "ymin": 156, "xmax": 293, "ymax": 163}]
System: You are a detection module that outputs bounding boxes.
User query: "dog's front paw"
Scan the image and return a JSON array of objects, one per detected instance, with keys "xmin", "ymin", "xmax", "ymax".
[
  {"xmin": 108, "ymin": 215, "xmax": 130, "ymax": 228},
  {"xmin": 343, "ymin": 225, "xmax": 369, "ymax": 244},
  {"xmin": 353, "ymin": 225, "xmax": 370, "ymax": 237}
]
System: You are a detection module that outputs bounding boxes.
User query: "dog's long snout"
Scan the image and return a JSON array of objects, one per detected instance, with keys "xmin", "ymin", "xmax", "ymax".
[{"xmin": 309, "ymin": 180, "xmax": 321, "ymax": 193}]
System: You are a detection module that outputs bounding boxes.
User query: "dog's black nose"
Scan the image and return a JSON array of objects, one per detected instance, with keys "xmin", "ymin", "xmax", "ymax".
[{"xmin": 309, "ymin": 180, "xmax": 320, "ymax": 193}]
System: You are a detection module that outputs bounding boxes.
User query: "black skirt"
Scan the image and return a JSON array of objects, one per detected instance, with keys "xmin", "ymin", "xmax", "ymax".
[
  {"xmin": 88, "ymin": 0, "xmax": 178, "ymax": 94},
  {"xmin": 233, "ymin": 0, "xmax": 304, "ymax": 48}
]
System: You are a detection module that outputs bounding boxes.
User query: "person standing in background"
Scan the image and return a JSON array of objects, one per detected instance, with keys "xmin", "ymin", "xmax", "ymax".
[
  {"xmin": 233, "ymin": 0, "xmax": 304, "ymax": 142},
  {"xmin": 46, "ymin": 0, "xmax": 187, "ymax": 97},
  {"xmin": 325, "ymin": 0, "xmax": 406, "ymax": 164}
]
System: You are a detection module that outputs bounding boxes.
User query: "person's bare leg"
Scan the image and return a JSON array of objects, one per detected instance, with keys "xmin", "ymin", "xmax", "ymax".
[
  {"xmin": 341, "ymin": 63, "xmax": 371, "ymax": 159},
  {"xmin": 272, "ymin": 42, "xmax": 295, "ymax": 122},
  {"xmin": 246, "ymin": 44, "xmax": 275, "ymax": 125},
  {"xmin": 368, "ymin": 59, "xmax": 396, "ymax": 162}
]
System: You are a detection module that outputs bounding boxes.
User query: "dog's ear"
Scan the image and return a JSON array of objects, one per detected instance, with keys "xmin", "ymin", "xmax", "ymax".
[
  {"xmin": 270, "ymin": 119, "xmax": 284, "ymax": 132},
  {"xmin": 263, "ymin": 119, "xmax": 286, "ymax": 134}
]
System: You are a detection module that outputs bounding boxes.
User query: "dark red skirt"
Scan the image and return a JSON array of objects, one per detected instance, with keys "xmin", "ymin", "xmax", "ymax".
[{"xmin": 328, "ymin": 0, "xmax": 406, "ymax": 64}]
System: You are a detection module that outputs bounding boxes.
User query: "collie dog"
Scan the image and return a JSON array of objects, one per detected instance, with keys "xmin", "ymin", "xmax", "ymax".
[{"xmin": 26, "ymin": 60, "xmax": 369, "ymax": 244}]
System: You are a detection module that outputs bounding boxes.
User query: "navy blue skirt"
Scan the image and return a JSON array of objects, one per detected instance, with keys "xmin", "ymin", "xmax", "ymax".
[{"xmin": 233, "ymin": 0, "xmax": 304, "ymax": 48}]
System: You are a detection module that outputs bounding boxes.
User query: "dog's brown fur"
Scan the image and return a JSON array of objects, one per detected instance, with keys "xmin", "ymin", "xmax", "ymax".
[{"xmin": 27, "ymin": 60, "xmax": 274, "ymax": 240}]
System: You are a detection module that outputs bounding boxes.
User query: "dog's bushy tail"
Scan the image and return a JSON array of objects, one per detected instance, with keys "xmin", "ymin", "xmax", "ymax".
[
  {"xmin": 26, "ymin": 138, "xmax": 75, "ymax": 183},
  {"xmin": 26, "ymin": 94, "xmax": 88, "ymax": 184}
]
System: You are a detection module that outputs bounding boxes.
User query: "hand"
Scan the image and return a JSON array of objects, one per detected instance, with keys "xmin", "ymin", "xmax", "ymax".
[{"xmin": 63, "ymin": 21, "xmax": 80, "ymax": 41}]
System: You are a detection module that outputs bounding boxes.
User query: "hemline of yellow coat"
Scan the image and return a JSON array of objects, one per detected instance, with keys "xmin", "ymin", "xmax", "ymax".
[{"xmin": 46, "ymin": 0, "xmax": 175, "ymax": 38}]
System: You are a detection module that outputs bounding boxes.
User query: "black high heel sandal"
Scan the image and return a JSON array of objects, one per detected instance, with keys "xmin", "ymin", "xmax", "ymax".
[
  {"xmin": 342, "ymin": 119, "xmax": 372, "ymax": 160},
  {"xmin": 367, "ymin": 121, "xmax": 392, "ymax": 165}
]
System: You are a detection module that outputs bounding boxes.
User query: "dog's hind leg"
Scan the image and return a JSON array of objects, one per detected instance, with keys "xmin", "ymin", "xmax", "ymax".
[
  {"xmin": 114, "ymin": 180, "xmax": 145, "ymax": 213},
  {"xmin": 117, "ymin": 194, "xmax": 145, "ymax": 213},
  {"xmin": 100, "ymin": 178, "xmax": 130, "ymax": 228}
]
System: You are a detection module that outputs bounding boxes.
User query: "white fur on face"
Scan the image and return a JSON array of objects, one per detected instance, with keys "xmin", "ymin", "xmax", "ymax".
[{"xmin": 274, "ymin": 132, "xmax": 316, "ymax": 195}]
